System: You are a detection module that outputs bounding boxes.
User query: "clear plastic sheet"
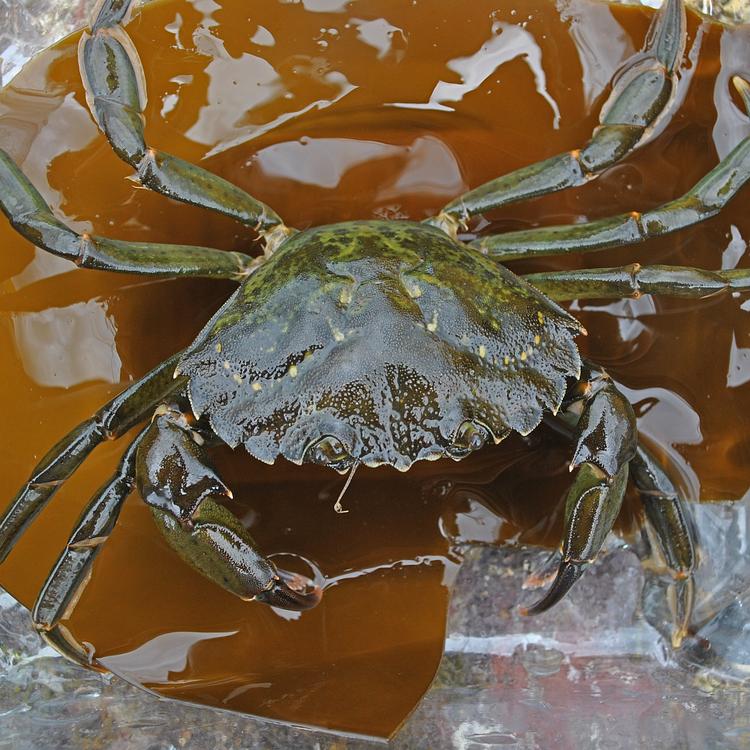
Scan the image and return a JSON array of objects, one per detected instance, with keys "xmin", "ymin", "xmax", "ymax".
[
  {"xmin": 1, "ymin": 506, "xmax": 750, "ymax": 749},
  {"xmin": 1, "ymin": 1, "xmax": 750, "ymax": 748}
]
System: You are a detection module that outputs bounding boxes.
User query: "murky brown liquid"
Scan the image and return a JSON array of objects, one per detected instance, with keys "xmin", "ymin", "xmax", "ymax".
[{"xmin": 0, "ymin": 0, "xmax": 749, "ymax": 738}]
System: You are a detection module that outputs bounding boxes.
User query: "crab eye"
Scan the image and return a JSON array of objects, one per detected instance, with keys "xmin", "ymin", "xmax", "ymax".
[
  {"xmin": 448, "ymin": 420, "xmax": 490, "ymax": 459},
  {"xmin": 306, "ymin": 435, "xmax": 352, "ymax": 470}
]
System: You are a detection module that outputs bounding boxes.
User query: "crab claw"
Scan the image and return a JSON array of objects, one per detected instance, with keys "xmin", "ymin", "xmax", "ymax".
[
  {"xmin": 522, "ymin": 462, "xmax": 628, "ymax": 615},
  {"xmin": 521, "ymin": 561, "xmax": 587, "ymax": 615},
  {"xmin": 139, "ymin": 408, "xmax": 322, "ymax": 611},
  {"xmin": 256, "ymin": 569, "xmax": 323, "ymax": 611}
]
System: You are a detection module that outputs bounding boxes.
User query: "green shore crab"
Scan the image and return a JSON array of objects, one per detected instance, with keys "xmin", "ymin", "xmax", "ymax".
[{"xmin": 0, "ymin": 0, "xmax": 749, "ymax": 667}]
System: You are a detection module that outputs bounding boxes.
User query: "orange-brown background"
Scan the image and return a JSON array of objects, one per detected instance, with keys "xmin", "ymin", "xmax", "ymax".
[{"xmin": 0, "ymin": 0, "xmax": 748, "ymax": 737}]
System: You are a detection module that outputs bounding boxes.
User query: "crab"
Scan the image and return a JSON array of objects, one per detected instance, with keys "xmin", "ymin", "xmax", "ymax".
[{"xmin": 0, "ymin": 0, "xmax": 749, "ymax": 668}]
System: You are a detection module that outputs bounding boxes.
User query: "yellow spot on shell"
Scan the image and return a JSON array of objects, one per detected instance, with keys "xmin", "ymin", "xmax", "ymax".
[
  {"xmin": 408, "ymin": 284, "xmax": 422, "ymax": 298},
  {"xmin": 223, "ymin": 360, "xmax": 231, "ymax": 370},
  {"xmin": 252, "ymin": 381, "xmax": 263, "ymax": 392},
  {"xmin": 534, "ymin": 335, "xmax": 541, "ymax": 345},
  {"xmin": 478, "ymin": 344, "xmax": 487, "ymax": 358},
  {"xmin": 215, "ymin": 342, "xmax": 222, "ymax": 353},
  {"xmin": 537, "ymin": 311, "xmax": 545, "ymax": 324},
  {"xmin": 233, "ymin": 374, "xmax": 244, "ymax": 385},
  {"xmin": 504, "ymin": 356, "xmax": 510, "ymax": 366},
  {"xmin": 339, "ymin": 287, "xmax": 352, "ymax": 305},
  {"xmin": 289, "ymin": 364, "xmax": 298, "ymax": 378},
  {"xmin": 520, "ymin": 351, "xmax": 527, "ymax": 361}
]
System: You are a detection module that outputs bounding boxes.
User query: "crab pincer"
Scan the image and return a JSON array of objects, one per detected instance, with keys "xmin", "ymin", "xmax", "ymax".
[
  {"xmin": 2, "ymin": 0, "xmax": 748, "ymax": 668},
  {"xmin": 139, "ymin": 406, "xmax": 322, "ymax": 610},
  {"xmin": 523, "ymin": 366, "xmax": 636, "ymax": 614}
]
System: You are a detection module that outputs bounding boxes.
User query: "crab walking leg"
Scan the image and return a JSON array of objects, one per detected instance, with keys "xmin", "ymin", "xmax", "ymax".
[
  {"xmin": 136, "ymin": 406, "xmax": 322, "ymax": 611},
  {"xmin": 80, "ymin": 0, "xmax": 284, "ymax": 235},
  {"xmin": 630, "ymin": 447, "xmax": 696, "ymax": 647},
  {"xmin": 32, "ymin": 427, "xmax": 149, "ymax": 668},
  {"xmin": 435, "ymin": 0, "xmax": 684, "ymax": 225},
  {"xmin": 0, "ymin": 151, "xmax": 259, "ymax": 280},
  {"xmin": 524, "ymin": 264, "xmax": 750, "ymax": 301},
  {"xmin": 474, "ymin": 82, "xmax": 750, "ymax": 260},
  {"xmin": 544, "ymin": 411, "xmax": 696, "ymax": 644},
  {"xmin": 523, "ymin": 365, "xmax": 637, "ymax": 614},
  {"xmin": 0, "ymin": 353, "xmax": 185, "ymax": 564}
]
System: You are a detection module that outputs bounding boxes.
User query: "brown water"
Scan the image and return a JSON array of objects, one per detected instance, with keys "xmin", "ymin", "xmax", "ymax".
[{"xmin": 0, "ymin": 0, "xmax": 749, "ymax": 738}]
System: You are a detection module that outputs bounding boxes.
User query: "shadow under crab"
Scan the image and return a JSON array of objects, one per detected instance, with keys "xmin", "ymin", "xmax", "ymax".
[{"xmin": 0, "ymin": 0, "xmax": 749, "ymax": 679}]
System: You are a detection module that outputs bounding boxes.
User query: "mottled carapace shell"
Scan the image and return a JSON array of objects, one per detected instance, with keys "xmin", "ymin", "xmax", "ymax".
[{"xmin": 179, "ymin": 221, "xmax": 583, "ymax": 470}]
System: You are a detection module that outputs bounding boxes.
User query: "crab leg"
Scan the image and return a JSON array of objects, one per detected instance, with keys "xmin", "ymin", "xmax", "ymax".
[
  {"xmin": 80, "ymin": 0, "xmax": 284, "ymax": 236},
  {"xmin": 0, "ymin": 353, "xmax": 184, "ymax": 564},
  {"xmin": 524, "ymin": 264, "xmax": 750, "ymax": 301},
  {"xmin": 630, "ymin": 446, "xmax": 696, "ymax": 647},
  {"xmin": 435, "ymin": 0, "xmax": 684, "ymax": 226},
  {"xmin": 544, "ymin": 411, "xmax": 696, "ymax": 645},
  {"xmin": 0, "ymin": 151, "xmax": 259, "ymax": 280},
  {"xmin": 474, "ymin": 78, "xmax": 750, "ymax": 260},
  {"xmin": 32, "ymin": 427, "xmax": 149, "ymax": 667},
  {"xmin": 523, "ymin": 364, "xmax": 637, "ymax": 614},
  {"xmin": 137, "ymin": 406, "xmax": 322, "ymax": 611}
]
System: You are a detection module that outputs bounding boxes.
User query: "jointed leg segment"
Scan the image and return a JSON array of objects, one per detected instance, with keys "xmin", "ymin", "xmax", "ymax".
[
  {"xmin": 137, "ymin": 406, "xmax": 322, "ymax": 610},
  {"xmin": 525, "ymin": 364, "xmax": 637, "ymax": 613},
  {"xmin": 536, "ymin": 366, "xmax": 697, "ymax": 644},
  {"xmin": 630, "ymin": 447, "xmax": 695, "ymax": 646},
  {"xmin": 0, "ymin": 151, "xmax": 258, "ymax": 280},
  {"xmin": 81, "ymin": 0, "xmax": 285, "ymax": 235},
  {"xmin": 474, "ymin": 88, "xmax": 750, "ymax": 261},
  {"xmin": 23, "ymin": 399, "xmax": 322, "ymax": 668},
  {"xmin": 526, "ymin": 264, "xmax": 750, "ymax": 301},
  {"xmin": 0, "ymin": 353, "xmax": 185, "ymax": 565},
  {"xmin": 435, "ymin": 0, "xmax": 685, "ymax": 225},
  {"xmin": 33, "ymin": 426, "xmax": 150, "ymax": 667}
]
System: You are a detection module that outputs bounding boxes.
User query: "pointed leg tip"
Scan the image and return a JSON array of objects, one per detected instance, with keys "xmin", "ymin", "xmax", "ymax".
[
  {"xmin": 521, "ymin": 560, "xmax": 586, "ymax": 616},
  {"xmin": 668, "ymin": 575, "xmax": 694, "ymax": 650},
  {"xmin": 38, "ymin": 624, "xmax": 98, "ymax": 669},
  {"xmin": 732, "ymin": 76, "xmax": 750, "ymax": 113},
  {"xmin": 671, "ymin": 627, "xmax": 687, "ymax": 650}
]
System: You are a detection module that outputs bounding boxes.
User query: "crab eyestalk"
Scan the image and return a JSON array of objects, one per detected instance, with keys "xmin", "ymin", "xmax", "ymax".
[
  {"xmin": 306, "ymin": 435, "xmax": 356, "ymax": 473},
  {"xmin": 446, "ymin": 420, "xmax": 497, "ymax": 460}
]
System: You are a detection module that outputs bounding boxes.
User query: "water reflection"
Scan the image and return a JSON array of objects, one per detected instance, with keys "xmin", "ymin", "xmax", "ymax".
[
  {"xmin": 350, "ymin": 17, "xmax": 407, "ymax": 62},
  {"xmin": 101, "ymin": 629, "xmax": 237, "ymax": 684},
  {"xmin": 559, "ymin": 0, "xmax": 634, "ymax": 110},
  {"xmin": 12, "ymin": 301, "xmax": 121, "ymax": 387},
  {"xmin": 421, "ymin": 21, "xmax": 562, "ymax": 126},
  {"xmin": 0, "ymin": 0, "xmax": 749, "ymax": 740}
]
